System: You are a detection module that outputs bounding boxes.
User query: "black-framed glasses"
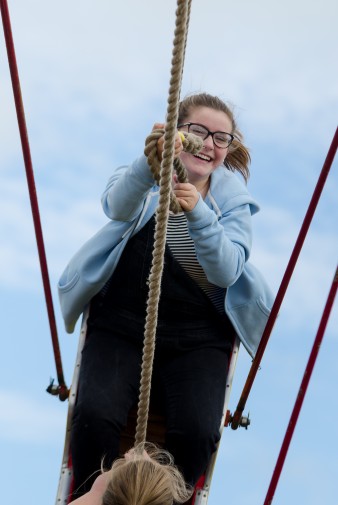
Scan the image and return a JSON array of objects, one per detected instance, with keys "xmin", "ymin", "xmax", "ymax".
[{"xmin": 178, "ymin": 122, "xmax": 234, "ymax": 148}]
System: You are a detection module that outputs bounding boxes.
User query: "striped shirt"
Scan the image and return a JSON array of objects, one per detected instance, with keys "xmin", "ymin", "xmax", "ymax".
[{"xmin": 167, "ymin": 212, "xmax": 225, "ymax": 314}]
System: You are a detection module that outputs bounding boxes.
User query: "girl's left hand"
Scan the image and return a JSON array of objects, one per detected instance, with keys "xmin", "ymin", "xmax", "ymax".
[{"xmin": 173, "ymin": 181, "xmax": 200, "ymax": 211}]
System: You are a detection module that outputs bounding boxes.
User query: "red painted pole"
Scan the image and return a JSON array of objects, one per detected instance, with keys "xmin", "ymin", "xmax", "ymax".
[
  {"xmin": 0, "ymin": 0, "xmax": 68, "ymax": 400},
  {"xmin": 231, "ymin": 127, "xmax": 338, "ymax": 429},
  {"xmin": 264, "ymin": 265, "xmax": 338, "ymax": 504}
]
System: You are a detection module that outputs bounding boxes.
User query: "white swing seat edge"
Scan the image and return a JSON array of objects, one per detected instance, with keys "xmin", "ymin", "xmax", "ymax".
[{"xmin": 55, "ymin": 310, "xmax": 241, "ymax": 505}]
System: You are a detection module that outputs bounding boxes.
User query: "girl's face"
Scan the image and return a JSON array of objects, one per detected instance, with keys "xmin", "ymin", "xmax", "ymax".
[{"xmin": 178, "ymin": 106, "xmax": 233, "ymax": 186}]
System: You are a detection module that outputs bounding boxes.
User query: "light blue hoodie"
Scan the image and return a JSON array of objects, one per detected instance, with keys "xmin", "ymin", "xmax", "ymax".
[{"xmin": 58, "ymin": 155, "xmax": 274, "ymax": 358}]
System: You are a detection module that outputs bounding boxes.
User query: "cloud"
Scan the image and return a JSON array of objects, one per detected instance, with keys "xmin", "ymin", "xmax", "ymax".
[
  {"xmin": 1, "ymin": 4, "xmax": 337, "ymax": 505},
  {"xmin": 0, "ymin": 181, "xmax": 105, "ymax": 291},
  {"xmin": 251, "ymin": 203, "xmax": 338, "ymax": 332},
  {"xmin": 0, "ymin": 390, "xmax": 65, "ymax": 445},
  {"xmin": 3, "ymin": 0, "xmax": 336, "ymax": 149}
]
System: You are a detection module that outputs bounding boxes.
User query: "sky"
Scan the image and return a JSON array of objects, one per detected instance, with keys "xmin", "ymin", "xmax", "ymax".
[{"xmin": 0, "ymin": 1, "xmax": 337, "ymax": 504}]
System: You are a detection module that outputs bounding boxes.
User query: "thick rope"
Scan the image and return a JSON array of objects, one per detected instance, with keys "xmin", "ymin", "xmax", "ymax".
[
  {"xmin": 134, "ymin": 0, "xmax": 193, "ymax": 449},
  {"xmin": 144, "ymin": 128, "xmax": 203, "ymax": 213}
]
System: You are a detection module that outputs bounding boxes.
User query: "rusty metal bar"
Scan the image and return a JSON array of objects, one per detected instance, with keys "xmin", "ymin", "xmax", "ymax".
[
  {"xmin": 0, "ymin": 0, "xmax": 68, "ymax": 400},
  {"xmin": 264, "ymin": 265, "xmax": 338, "ymax": 504},
  {"xmin": 231, "ymin": 127, "xmax": 338, "ymax": 429}
]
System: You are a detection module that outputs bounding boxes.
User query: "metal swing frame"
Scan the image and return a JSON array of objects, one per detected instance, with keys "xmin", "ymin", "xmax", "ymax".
[{"xmin": 55, "ymin": 307, "xmax": 240, "ymax": 505}]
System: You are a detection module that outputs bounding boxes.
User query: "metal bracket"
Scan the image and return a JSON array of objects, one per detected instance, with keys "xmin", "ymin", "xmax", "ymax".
[
  {"xmin": 46, "ymin": 378, "xmax": 69, "ymax": 401},
  {"xmin": 225, "ymin": 409, "xmax": 251, "ymax": 430}
]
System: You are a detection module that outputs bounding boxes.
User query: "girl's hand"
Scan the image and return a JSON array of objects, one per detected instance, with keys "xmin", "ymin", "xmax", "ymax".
[
  {"xmin": 152, "ymin": 123, "xmax": 184, "ymax": 161},
  {"xmin": 173, "ymin": 180, "xmax": 200, "ymax": 212}
]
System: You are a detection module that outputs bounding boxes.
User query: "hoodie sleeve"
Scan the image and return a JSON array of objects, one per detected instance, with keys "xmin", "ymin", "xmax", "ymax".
[
  {"xmin": 101, "ymin": 154, "xmax": 156, "ymax": 221},
  {"xmin": 185, "ymin": 188, "xmax": 255, "ymax": 288}
]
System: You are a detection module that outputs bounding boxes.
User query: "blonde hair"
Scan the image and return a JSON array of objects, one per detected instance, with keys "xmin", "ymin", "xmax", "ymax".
[
  {"xmin": 102, "ymin": 444, "xmax": 193, "ymax": 505},
  {"xmin": 178, "ymin": 92, "xmax": 251, "ymax": 182}
]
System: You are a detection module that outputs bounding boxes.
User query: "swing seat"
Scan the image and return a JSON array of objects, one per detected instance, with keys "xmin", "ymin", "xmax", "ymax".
[
  {"xmin": 55, "ymin": 309, "xmax": 240, "ymax": 505},
  {"xmin": 119, "ymin": 404, "xmax": 166, "ymax": 455}
]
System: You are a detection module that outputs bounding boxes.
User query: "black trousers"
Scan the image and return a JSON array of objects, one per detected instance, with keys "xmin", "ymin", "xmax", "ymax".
[{"xmin": 70, "ymin": 217, "xmax": 234, "ymax": 495}]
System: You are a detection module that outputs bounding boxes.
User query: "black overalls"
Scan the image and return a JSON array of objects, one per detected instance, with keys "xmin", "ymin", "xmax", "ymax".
[{"xmin": 71, "ymin": 216, "xmax": 234, "ymax": 495}]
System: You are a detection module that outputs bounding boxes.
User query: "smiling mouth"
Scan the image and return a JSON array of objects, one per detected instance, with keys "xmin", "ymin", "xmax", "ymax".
[{"xmin": 194, "ymin": 153, "xmax": 212, "ymax": 162}]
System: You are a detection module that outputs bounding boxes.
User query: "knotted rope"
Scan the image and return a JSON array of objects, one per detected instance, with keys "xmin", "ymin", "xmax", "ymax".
[
  {"xmin": 134, "ymin": 0, "xmax": 197, "ymax": 449},
  {"xmin": 144, "ymin": 128, "xmax": 203, "ymax": 213}
]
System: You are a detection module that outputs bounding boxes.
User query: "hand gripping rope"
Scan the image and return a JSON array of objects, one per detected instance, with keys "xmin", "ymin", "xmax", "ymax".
[
  {"xmin": 144, "ymin": 128, "xmax": 203, "ymax": 213},
  {"xmin": 3, "ymin": 0, "xmax": 336, "ymax": 500}
]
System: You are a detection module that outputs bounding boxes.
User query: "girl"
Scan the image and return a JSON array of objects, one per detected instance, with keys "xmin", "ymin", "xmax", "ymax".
[{"xmin": 59, "ymin": 93, "xmax": 273, "ymax": 497}]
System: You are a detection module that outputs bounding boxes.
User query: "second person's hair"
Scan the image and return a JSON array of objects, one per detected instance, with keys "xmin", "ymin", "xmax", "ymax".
[{"xmin": 102, "ymin": 443, "xmax": 192, "ymax": 505}]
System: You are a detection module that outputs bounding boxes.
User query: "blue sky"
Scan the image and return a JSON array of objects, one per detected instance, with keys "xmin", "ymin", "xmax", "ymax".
[{"xmin": 0, "ymin": 1, "xmax": 337, "ymax": 504}]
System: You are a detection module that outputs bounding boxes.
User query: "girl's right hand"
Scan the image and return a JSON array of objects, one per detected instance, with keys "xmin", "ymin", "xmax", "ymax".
[{"xmin": 152, "ymin": 123, "xmax": 184, "ymax": 161}]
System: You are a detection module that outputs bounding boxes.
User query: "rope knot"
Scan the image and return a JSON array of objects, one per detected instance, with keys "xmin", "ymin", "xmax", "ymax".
[{"xmin": 144, "ymin": 128, "xmax": 203, "ymax": 213}]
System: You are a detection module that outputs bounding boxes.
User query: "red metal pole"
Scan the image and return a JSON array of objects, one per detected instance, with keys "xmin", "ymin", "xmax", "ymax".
[
  {"xmin": 0, "ymin": 0, "xmax": 68, "ymax": 400},
  {"xmin": 231, "ymin": 127, "xmax": 338, "ymax": 429},
  {"xmin": 264, "ymin": 265, "xmax": 338, "ymax": 504}
]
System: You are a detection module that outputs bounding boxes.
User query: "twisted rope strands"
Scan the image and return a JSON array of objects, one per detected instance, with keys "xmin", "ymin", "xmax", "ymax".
[
  {"xmin": 134, "ymin": 0, "xmax": 192, "ymax": 450},
  {"xmin": 144, "ymin": 128, "xmax": 202, "ymax": 213},
  {"xmin": 179, "ymin": 0, "xmax": 191, "ymax": 90}
]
